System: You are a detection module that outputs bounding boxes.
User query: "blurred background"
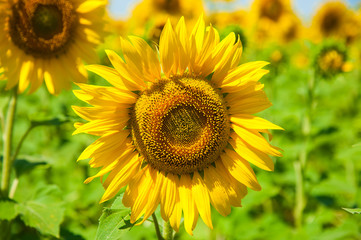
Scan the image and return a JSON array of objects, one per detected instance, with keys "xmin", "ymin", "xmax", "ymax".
[
  {"xmin": 2, "ymin": 0, "xmax": 361, "ymax": 239},
  {"xmin": 108, "ymin": 0, "xmax": 361, "ymax": 20}
]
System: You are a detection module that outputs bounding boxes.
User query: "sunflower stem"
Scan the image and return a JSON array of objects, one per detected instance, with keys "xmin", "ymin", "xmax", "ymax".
[
  {"xmin": 1, "ymin": 88, "xmax": 18, "ymax": 197},
  {"xmin": 152, "ymin": 213, "xmax": 164, "ymax": 240},
  {"xmin": 0, "ymin": 88, "xmax": 18, "ymax": 240},
  {"xmin": 294, "ymin": 70, "xmax": 315, "ymax": 229},
  {"xmin": 10, "ymin": 125, "xmax": 34, "ymax": 163},
  {"xmin": 163, "ymin": 221, "xmax": 174, "ymax": 240}
]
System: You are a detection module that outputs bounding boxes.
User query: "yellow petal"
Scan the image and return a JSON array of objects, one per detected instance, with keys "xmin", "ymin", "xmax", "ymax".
[
  {"xmin": 72, "ymin": 105, "xmax": 129, "ymax": 122},
  {"xmin": 230, "ymin": 114, "xmax": 284, "ymax": 130},
  {"xmin": 100, "ymin": 152, "xmax": 141, "ymax": 203},
  {"xmin": 77, "ymin": 131, "xmax": 129, "ymax": 161},
  {"xmin": 192, "ymin": 172, "xmax": 213, "ymax": 229},
  {"xmin": 175, "ymin": 17, "xmax": 189, "ymax": 75},
  {"xmin": 85, "ymin": 64, "xmax": 127, "ymax": 90},
  {"xmin": 190, "ymin": 15, "xmax": 205, "ymax": 54},
  {"xmin": 221, "ymin": 69, "xmax": 269, "ymax": 93},
  {"xmin": 74, "ymin": 83, "xmax": 137, "ymax": 106},
  {"xmin": 192, "ymin": 25, "xmax": 218, "ymax": 75},
  {"xmin": 85, "ymin": 147, "xmax": 134, "ymax": 183},
  {"xmin": 212, "ymin": 39, "xmax": 241, "ymax": 85},
  {"xmin": 137, "ymin": 168, "xmax": 162, "ymax": 224},
  {"xmin": 159, "ymin": 19, "xmax": 178, "ymax": 77},
  {"xmin": 232, "ymin": 124, "xmax": 282, "ymax": 157},
  {"xmin": 179, "ymin": 174, "xmax": 198, "ymax": 235},
  {"xmin": 204, "ymin": 166, "xmax": 231, "ymax": 216},
  {"xmin": 221, "ymin": 61, "xmax": 269, "ymax": 86},
  {"xmin": 72, "ymin": 118, "xmax": 128, "ymax": 136},
  {"xmin": 215, "ymin": 160, "xmax": 248, "ymax": 207},
  {"xmin": 221, "ymin": 149, "xmax": 261, "ymax": 191},
  {"xmin": 169, "ymin": 180, "xmax": 182, "ymax": 232},
  {"xmin": 230, "ymin": 133, "xmax": 274, "ymax": 171},
  {"xmin": 77, "ymin": 1, "xmax": 106, "ymax": 13},
  {"xmin": 228, "ymin": 96, "xmax": 272, "ymax": 115},
  {"xmin": 128, "ymin": 36, "xmax": 161, "ymax": 80},
  {"xmin": 105, "ymin": 49, "xmax": 146, "ymax": 91},
  {"xmin": 160, "ymin": 172, "xmax": 177, "ymax": 221},
  {"xmin": 18, "ymin": 58, "xmax": 34, "ymax": 93}
]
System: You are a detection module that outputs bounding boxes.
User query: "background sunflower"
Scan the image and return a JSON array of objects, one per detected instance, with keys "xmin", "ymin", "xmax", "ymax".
[{"xmin": 0, "ymin": 0, "xmax": 107, "ymax": 94}]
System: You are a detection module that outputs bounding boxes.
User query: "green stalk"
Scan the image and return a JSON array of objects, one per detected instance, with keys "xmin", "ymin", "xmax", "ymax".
[
  {"xmin": 163, "ymin": 221, "xmax": 174, "ymax": 240},
  {"xmin": 152, "ymin": 213, "xmax": 164, "ymax": 240},
  {"xmin": 294, "ymin": 160, "xmax": 305, "ymax": 229},
  {"xmin": 1, "ymin": 88, "xmax": 18, "ymax": 197},
  {"xmin": 294, "ymin": 71, "xmax": 315, "ymax": 229},
  {"xmin": 0, "ymin": 88, "xmax": 18, "ymax": 240}
]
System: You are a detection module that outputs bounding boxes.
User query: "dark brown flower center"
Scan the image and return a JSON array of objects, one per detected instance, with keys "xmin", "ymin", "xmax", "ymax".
[
  {"xmin": 9, "ymin": 0, "xmax": 76, "ymax": 58},
  {"xmin": 153, "ymin": 0, "xmax": 180, "ymax": 13},
  {"xmin": 261, "ymin": 0, "xmax": 283, "ymax": 22},
  {"xmin": 130, "ymin": 75, "xmax": 230, "ymax": 175},
  {"xmin": 321, "ymin": 11, "xmax": 341, "ymax": 35}
]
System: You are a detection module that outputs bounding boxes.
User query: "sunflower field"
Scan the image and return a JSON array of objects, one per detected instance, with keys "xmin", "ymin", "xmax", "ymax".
[{"xmin": 1, "ymin": 0, "xmax": 361, "ymax": 239}]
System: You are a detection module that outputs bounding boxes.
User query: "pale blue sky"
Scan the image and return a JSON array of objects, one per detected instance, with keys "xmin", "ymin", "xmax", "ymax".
[{"xmin": 108, "ymin": 0, "xmax": 360, "ymax": 23}]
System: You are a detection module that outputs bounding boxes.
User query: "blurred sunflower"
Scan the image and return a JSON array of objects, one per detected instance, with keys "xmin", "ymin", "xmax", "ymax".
[
  {"xmin": 209, "ymin": 9, "xmax": 250, "ymax": 30},
  {"xmin": 250, "ymin": 0, "xmax": 301, "ymax": 44},
  {"xmin": 277, "ymin": 13, "xmax": 302, "ymax": 43},
  {"xmin": 73, "ymin": 16, "xmax": 282, "ymax": 235},
  {"xmin": 0, "ymin": 0, "xmax": 106, "ymax": 94},
  {"xmin": 310, "ymin": 1, "xmax": 361, "ymax": 43},
  {"xmin": 315, "ymin": 43, "xmax": 352, "ymax": 78},
  {"xmin": 126, "ymin": 0, "xmax": 203, "ymax": 43},
  {"xmin": 252, "ymin": 0, "xmax": 291, "ymax": 22},
  {"xmin": 209, "ymin": 10, "xmax": 250, "ymax": 50}
]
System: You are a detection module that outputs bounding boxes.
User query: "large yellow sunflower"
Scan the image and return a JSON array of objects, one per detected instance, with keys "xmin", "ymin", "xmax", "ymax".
[
  {"xmin": 73, "ymin": 16, "xmax": 283, "ymax": 235},
  {"xmin": 0, "ymin": 0, "xmax": 106, "ymax": 94}
]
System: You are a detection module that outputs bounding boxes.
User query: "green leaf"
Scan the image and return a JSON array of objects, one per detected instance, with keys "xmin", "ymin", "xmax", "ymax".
[
  {"xmin": 96, "ymin": 195, "xmax": 133, "ymax": 240},
  {"xmin": 0, "ymin": 199, "xmax": 19, "ymax": 220},
  {"xmin": 13, "ymin": 159, "xmax": 47, "ymax": 177},
  {"xmin": 342, "ymin": 208, "xmax": 361, "ymax": 214},
  {"xmin": 18, "ymin": 185, "xmax": 65, "ymax": 238},
  {"xmin": 31, "ymin": 117, "xmax": 69, "ymax": 127}
]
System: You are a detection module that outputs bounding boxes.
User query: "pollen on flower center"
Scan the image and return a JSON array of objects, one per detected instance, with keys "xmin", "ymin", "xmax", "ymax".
[
  {"xmin": 9, "ymin": 0, "xmax": 76, "ymax": 58},
  {"xmin": 162, "ymin": 105, "xmax": 207, "ymax": 145},
  {"xmin": 130, "ymin": 75, "xmax": 230, "ymax": 175}
]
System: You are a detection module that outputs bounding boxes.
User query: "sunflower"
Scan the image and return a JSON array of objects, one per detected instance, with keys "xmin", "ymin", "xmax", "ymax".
[
  {"xmin": 251, "ymin": 0, "xmax": 291, "ymax": 23},
  {"xmin": 126, "ymin": 0, "xmax": 203, "ymax": 42},
  {"xmin": 315, "ymin": 43, "xmax": 352, "ymax": 78},
  {"xmin": 310, "ymin": 1, "xmax": 361, "ymax": 43},
  {"xmin": 250, "ymin": 0, "xmax": 300, "ymax": 44},
  {"xmin": 0, "ymin": 0, "xmax": 106, "ymax": 95},
  {"xmin": 73, "ymin": 16, "xmax": 282, "ymax": 235}
]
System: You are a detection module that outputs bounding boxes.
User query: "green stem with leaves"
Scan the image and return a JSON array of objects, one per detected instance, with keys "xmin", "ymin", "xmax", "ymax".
[{"xmin": 1, "ymin": 88, "xmax": 18, "ymax": 198}]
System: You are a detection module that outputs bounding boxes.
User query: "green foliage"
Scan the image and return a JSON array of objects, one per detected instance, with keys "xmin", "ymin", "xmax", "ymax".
[
  {"xmin": 17, "ymin": 185, "xmax": 65, "ymax": 238},
  {"xmin": 13, "ymin": 159, "xmax": 48, "ymax": 177},
  {"xmin": 343, "ymin": 208, "xmax": 361, "ymax": 214},
  {"xmin": 0, "ymin": 199, "xmax": 19, "ymax": 221},
  {"xmin": 96, "ymin": 195, "xmax": 133, "ymax": 240}
]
